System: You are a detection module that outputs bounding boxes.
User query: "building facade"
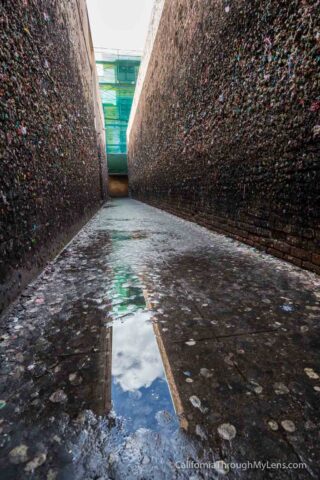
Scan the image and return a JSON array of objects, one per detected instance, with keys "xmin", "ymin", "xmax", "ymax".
[
  {"xmin": 127, "ymin": 0, "xmax": 320, "ymax": 274},
  {"xmin": 1, "ymin": 0, "xmax": 107, "ymax": 313},
  {"xmin": 96, "ymin": 50, "xmax": 140, "ymax": 178}
]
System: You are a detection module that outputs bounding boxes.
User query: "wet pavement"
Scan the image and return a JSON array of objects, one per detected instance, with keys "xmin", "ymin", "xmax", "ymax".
[{"xmin": 0, "ymin": 198, "xmax": 320, "ymax": 479}]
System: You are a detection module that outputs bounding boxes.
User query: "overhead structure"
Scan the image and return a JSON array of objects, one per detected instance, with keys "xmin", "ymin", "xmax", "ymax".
[{"xmin": 95, "ymin": 49, "xmax": 141, "ymax": 176}]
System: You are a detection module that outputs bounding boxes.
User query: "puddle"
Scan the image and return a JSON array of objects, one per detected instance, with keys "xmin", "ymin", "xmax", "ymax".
[
  {"xmin": 2, "ymin": 199, "xmax": 320, "ymax": 478},
  {"xmin": 110, "ymin": 230, "xmax": 148, "ymax": 242},
  {"xmin": 107, "ymin": 267, "xmax": 177, "ymax": 433}
]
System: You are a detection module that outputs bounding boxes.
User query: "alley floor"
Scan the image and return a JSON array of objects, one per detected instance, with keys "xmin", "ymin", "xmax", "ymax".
[{"xmin": 1, "ymin": 199, "xmax": 320, "ymax": 479}]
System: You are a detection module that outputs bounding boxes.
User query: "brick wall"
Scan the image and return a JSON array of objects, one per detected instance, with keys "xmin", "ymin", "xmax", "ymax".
[
  {"xmin": 0, "ymin": 0, "xmax": 107, "ymax": 312},
  {"xmin": 128, "ymin": 0, "xmax": 320, "ymax": 274}
]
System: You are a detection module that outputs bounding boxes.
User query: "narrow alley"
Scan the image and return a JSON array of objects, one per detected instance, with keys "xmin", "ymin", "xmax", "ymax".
[
  {"xmin": 1, "ymin": 0, "xmax": 320, "ymax": 478},
  {"xmin": 1, "ymin": 199, "xmax": 319, "ymax": 478}
]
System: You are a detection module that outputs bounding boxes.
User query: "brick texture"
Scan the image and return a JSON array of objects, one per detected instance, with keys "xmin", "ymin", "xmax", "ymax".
[
  {"xmin": 0, "ymin": 0, "xmax": 107, "ymax": 312},
  {"xmin": 128, "ymin": 0, "xmax": 320, "ymax": 274}
]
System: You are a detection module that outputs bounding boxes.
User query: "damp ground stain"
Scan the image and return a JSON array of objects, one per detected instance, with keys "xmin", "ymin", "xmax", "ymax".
[{"xmin": 0, "ymin": 198, "xmax": 320, "ymax": 479}]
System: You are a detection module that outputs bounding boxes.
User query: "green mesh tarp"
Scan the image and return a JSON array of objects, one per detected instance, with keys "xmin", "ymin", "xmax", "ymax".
[{"xmin": 96, "ymin": 56, "xmax": 140, "ymax": 175}]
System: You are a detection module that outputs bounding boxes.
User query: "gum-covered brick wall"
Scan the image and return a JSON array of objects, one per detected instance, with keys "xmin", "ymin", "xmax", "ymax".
[
  {"xmin": 0, "ymin": 0, "xmax": 108, "ymax": 312},
  {"xmin": 128, "ymin": 0, "xmax": 320, "ymax": 273}
]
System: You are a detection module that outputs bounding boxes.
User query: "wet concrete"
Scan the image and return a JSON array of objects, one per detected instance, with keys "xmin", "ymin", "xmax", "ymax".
[{"xmin": 0, "ymin": 199, "xmax": 320, "ymax": 479}]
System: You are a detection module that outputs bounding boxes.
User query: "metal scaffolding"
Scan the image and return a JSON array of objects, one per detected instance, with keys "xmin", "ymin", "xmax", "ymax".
[{"xmin": 95, "ymin": 48, "xmax": 141, "ymax": 175}]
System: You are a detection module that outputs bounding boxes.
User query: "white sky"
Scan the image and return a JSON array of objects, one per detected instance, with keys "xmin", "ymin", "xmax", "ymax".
[{"xmin": 87, "ymin": 0, "xmax": 154, "ymax": 52}]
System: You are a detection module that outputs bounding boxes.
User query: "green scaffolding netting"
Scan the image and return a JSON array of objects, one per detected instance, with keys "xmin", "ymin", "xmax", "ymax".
[{"xmin": 96, "ymin": 55, "xmax": 140, "ymax": 174}]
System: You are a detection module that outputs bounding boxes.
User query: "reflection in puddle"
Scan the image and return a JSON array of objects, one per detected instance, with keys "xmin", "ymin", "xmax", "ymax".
[
  {"xmin": 107, "ymin": 268, "xmax": 177, "ymax": 432},
  {"xmin": 110, "ymin": 230, "xmax": 148, "ymax": 243}
]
